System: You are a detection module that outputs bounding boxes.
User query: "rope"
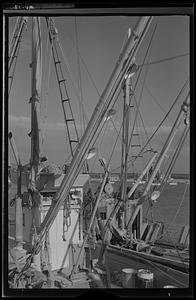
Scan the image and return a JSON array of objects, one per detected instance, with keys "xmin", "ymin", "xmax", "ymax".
[
  {"xmin": 151, "ymin": 122, "xmax": 184, "ymax": 194},
  {"xmin": 75, "ymin": 17, "xmax": 86, "ymax": 134},
  {"xmin": 108, "ymin": 129, "xmax": 122, "ymax": 167},
  {"xmin": 90, "ymin": 94, "xmax": 122, "ymax": 173},
  {"xmin": 146, "ymin": 121, "xmax": 190, "ymax": 269},
  {"xmin": 145, "ymin": 125, "xmax": 190, "ymax": 245},
  {"xmin": 89, "ymin": 87, "xmax": 123, "ymax": 172},
  {"xmin": 169, "ymin": 181, "xmax": 189, "ymax": 228},
  {"xmin": 153, "ymin": 127, "xmax": 190, "ymax": 236},
  {"xmin": 135, "ymin": 116, "xmax": 146, "ymax": 169},
  {"xmin": 154, "ymin": 210, "xmax": 189, "ymax": 273},
  {"xmin": 81, "ymin": 17, "xmax": 153, "ymax": 164},
  {"xmin": 61, "ymin": 20, "xmax": 101, "ymax": 97},
  {"xmin": 45, "ymin": 17, "xmax": 73, "ymax": 158},
  {"xmin": 108, "ymin": 114, "xmax": 123, "ymax": 167},
  {"xmin": 58, "ymin": 37, "xmax": 90, "ymax": 129},
  {"xmin": 139, "ymin": 53, "xmax": 189, "ymax": 67},
  {"xmin": 110, "ymin": 118, "xmax": 123, "ymax": 143},
  {"xmin": 112, "ymin": 41, "xmax": 192, "ymax": 176},
  {"xmin": 143, "ymin": 83, "xmax": 174, "ymax": 123},
  {"xmin": 51, "ymin": 20, "xmax": 90, "ymax": 129},
  {"xmin": 159, "ymin": 125, "xmax": 190, "ymax": 194},
  {"xmin": 127, "ymin": 22, "xmax": 158, "ymax": 158},
  {"xmin": 126, "ymin": 93, "xmax": 153, "ymax": 168},
  {"xmin": 63, "ymin": 197, "xmax": 71, "ymax": 236},
  {"xmin": 125, "ymin": 79, "xmax": 188, "ymax": 168},
  {"xmin": 123, "ymin": 247, "xmax": 188, "ymax": 286},
  {"xmin": 102, "ymin": 21, "xmax": 158, "ymax": 173},
  {"xmin": 40, "ymin": 27, "xmax": 50, "ymax": 153},
  {"xmin": 90, "ymin": 118, "xmax": 110, "ymax": 173},
  {"xmin": 135, "ymin": 95, "xmax": 153, "ymax": 151}
]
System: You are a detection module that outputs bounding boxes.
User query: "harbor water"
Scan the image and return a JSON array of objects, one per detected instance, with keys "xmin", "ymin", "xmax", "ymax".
[
  {"xmin": 89, "ymin": 180, "xmax": 190, "ymax": 226},
  {"xmin": 8, "ymin": 178, "xmax": 190, "ymax": 227}
]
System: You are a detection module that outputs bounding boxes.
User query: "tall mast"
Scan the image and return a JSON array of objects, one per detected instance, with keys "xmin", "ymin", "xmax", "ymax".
[
  {"xmin": 142, "ymin": 93, "xmax": 190, "ymax": 198},
  {"xmin": 28, "ymin": 17, "xmax": 42, "ymax": 269},
  {"xmin": 120, "ymin": 29, "xmax": 140, "ymax": 229},
  {"xmin": 34, "ymin": 16, "xmax": 153, "ymax": 253},
  {"xmin": 120, "ymin": 74, "xmax": 131, "ymax": 229},
  {"xmin": 29, "ymin": 17, "xmax": 42, "ymax": 189}
]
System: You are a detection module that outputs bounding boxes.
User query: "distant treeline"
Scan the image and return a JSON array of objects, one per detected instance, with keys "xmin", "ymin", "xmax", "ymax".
[
  {"xmin": 171, "ymin": 173, "xmax": 189, "ymax": 180},
  {"xmin": 89, "ymin": 172, "xmax": 189, "ymax": 180},
  {"xmin": 9, "ymin": 164, "xmax": 189, "ymax": 180}
]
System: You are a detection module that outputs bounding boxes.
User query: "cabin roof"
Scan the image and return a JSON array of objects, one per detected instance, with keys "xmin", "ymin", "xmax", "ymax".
[
  {"xmin": 55, "ymin": 173, "xmax": 90, "ymax": 188},
  {"xmin": 40, "ymin": 173, "xmax": 90, "ymax": 193}
]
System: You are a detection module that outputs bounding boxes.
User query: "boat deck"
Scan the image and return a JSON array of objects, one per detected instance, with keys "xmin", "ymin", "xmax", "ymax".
[{"xmin": 89, "ymin": 242, "xmax": 189, "ymax": 288}]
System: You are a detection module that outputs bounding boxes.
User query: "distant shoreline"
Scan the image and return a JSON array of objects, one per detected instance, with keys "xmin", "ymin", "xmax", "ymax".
[
  {"xmin": 170, "ymin": 173, "xmax": 189, "ymax": 180},
  {"xmin": 89, "ymin": 172, "xmax": 189, "ymax": 180},
  {"xmin": 9, "ymin": 165, "xmax": 189, "ymax": 179}
]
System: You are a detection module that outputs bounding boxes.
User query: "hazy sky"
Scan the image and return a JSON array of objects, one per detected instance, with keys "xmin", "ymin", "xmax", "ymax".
[{"xmin": 8, "ymin": 15, "xmax": 190, "ymax": 173}]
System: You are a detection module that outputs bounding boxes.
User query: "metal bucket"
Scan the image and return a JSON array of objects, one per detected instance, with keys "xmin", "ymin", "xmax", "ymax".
[
  {"xmin": 136, "ymin": 269, "xmax": 153, "ymax": 288},
  {"xmin": 122, "ymin": 268, "xmax": 135, "ymax": 288}
]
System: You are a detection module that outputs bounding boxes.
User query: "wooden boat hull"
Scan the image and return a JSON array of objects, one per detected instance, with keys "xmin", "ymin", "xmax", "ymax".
[{"xmin": 90, "ymin": 242, "xmax": 189, "ymax": 288}]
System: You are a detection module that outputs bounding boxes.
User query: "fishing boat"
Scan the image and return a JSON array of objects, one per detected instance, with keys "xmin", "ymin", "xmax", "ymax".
[{"xmin": 6, "ymin": 7, "xmax": 190, "ymax": 290}]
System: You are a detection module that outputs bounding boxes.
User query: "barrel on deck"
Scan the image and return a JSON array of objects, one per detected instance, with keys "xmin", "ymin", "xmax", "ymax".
[
  {"xmin": 122, "ymin": 268, "xmax": 135, "ymax": 288},
  {"xmin": 136, "ymin": 269, "xmax": 154, "ymax": 288},
  {"xmin": 164, "ymin": 285, "xmax": 178, "ymax": 288}
]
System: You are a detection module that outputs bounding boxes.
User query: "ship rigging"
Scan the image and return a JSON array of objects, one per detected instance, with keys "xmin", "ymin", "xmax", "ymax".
[{"xmin": 6, "ymin": 12, "xmax": 190, "ymax": 290}]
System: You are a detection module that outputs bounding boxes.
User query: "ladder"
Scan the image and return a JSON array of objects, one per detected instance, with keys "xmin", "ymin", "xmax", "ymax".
[
  {"xmin": 8, "ymin": 17, "xmax": 28, "ymax": 95},
  {"xmin": 46, "ymin": 17, "xmax": 80, "ymax": 160}
]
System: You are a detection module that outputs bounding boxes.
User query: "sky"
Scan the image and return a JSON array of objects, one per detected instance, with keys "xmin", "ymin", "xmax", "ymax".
[{"xmin": 8, "ymin": 15, "xmax": 190, "ymax": 174}]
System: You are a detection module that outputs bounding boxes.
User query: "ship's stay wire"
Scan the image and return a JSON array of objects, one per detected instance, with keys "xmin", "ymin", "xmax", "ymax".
[
  {"xmin": 151, "ymin": 208, "xmax": 189, "ymax": 273},
  {"xmin": 144, "ymin": 125, "xmax": 190, "ymax": 270},
  {"xmin": 60, "ymin": 18, "xmax": 135, "ymax": 168},
  {"xmin": 75, "ymin": 17, "xmax": 86, "ymax": 134},
  {"xmin": 63, "ymin": 16, "xmax": 155, "ymax": 174},
  {"xmin": 46, "ymin": 22, "xmax": 71, "ymax": 157},
  {"xmin": 127, "ymin": 21, "xmax": 158, "ymax": 162},
  {"xmin": 158, "ymin": 126, "xmax": 190, "ymax": 195},
  {"xmin": 54, "ymin": 27, "xmax": 90, "ymax": 128},
  {"xmin": 40, "ymin": 23, "xmax": 50, "ymax": 154},
  {"xmin": 144, "ymin": 122, "xmax": 189, "ymax": 209},
  {"xmin": 84, "ymin": 29, "xmax": 137, "ymax": 171},
  {"xmin": 54, "ymin": 16, "xmax": 102, "ymax": 133},
  {"xmin": 135, "ymin": 117, "xmax": 145, "ymax": 168},
  {"xmin": 89, "ymin": 88, "xmax": 123, "ymax": 173},
  {"xmin": 170, "ymin": 178, "xmax": 189, "ymax": 225},
  {"xmin": 133, "ymin": 94, "xmax": 153, "ymax": 151},
  {"xmin": 110, "ymin": 79, "xmax": 189, "ymax": 174},
  {"xmin": 143, "ymin": 83, "xmax": 174, "ymax": 123},
  {"xmin": 152, "ymin": 127, "xmax": 190, "ymax": 231},
  {"xmin": 109, "ymin": 21, "xmax": 159, "ymax": 172},
  {"xmin": 128, "ymin": 52, "xmax": 189, "ymax": 157},
  {"xmin": 62, "ymin": 18, "xmax": 101, "ymax": 97},
  {"xmin": 130, "ymin": 80, "xmax": 188, "ymax": 169},
  {"xmin": 59, "ymin": 25, "xmax": 131, "ymax": 170},
  {"xmin": 90, "ymin": 117, "xmax": 111, "ymax": 172},
  {"xmin": 139, "ymin": 53, "xmax": 189, "ymax": 67},
  {"xmin": 89, "ymin": 87, "xmax": 126, "ymax": 173},
  {"xmin": 91, "ymin": 20, "xmax": 158, "ymax": 174}
]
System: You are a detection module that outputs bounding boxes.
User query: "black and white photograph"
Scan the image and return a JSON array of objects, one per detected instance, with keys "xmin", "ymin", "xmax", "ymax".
[{"xmin": 3, "ymin": 3, "xmax": 193, "ymax": 298}]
